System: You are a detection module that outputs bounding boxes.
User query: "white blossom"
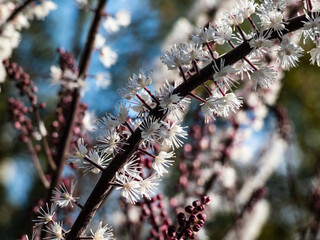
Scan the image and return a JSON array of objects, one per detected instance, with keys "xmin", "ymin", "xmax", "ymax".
[
  {"xmin": 190, "ymin": 25, "xmax": 215, "ymax": 44},
  {"xmin": 99, "ymin": 46, "xmax": 118, "ymax": 68},
  {"xmin": 204, "ymin": 88, "xmax": 243, "ymax": 117},
  {"xmin": 213, "ymin": 59, "xmax": 239, "ymax": 90},
  {"xmin": 309, "ymin": 40, "xmax": 320, "ymax": 66},
  {"xmin": 103, "ymin": 17, "xmax": 120, "ymax": 33},
  {"xmin": 43, "ymin": 221, "xmax": 64, "ymax": 240},
  {"xmin": 213, "ymin": 24, "xmax": 233, "ymax": 45},
  {"xmin": 116, "ymin": 10, "xmax": 131, "ymax": 27},
  {"xmin": 94, "ymin": 34, "xmax": 106, "ymax": 49},
  {"xmin": 152, "ymin": 151, "xmax": 175, "ymax": 176},
  {"xmin": 115, "ymin": 173, "xmax": 141, "ymax": 204},
  {"xmin": 140, "ymin": 116, "xmax": 162, "ymax": 149},
  {"xmin": 277, "ymin": 36, "xmax": 304, "ymax": 70},
  {"xmin": 96, "ymin": 72, "xmax": 111, "ymax": 89},
  {"xmin": 81, "ymin": 150, "xmax": 110, "ymax": 174},
  {"xmin": 160, "ymin": 120, "xmax": 188, "ymax": 149},
  {"xmin": 139, "ymin": 174, "xmax": 160, "ymax": 199},
  {"xmin": 51, "ymin": 181, "xmax": 79, "ymax": 208},
  {"xmin": 33, "ymin": 203, "xmax": 56, "ymax": 226},
  {"xmin": 90, "ymin": 222, "xmax": 115, "ymax": 240},
  {"xmin": 251, "ymin": 66, "xmax": 277, "ymax": 90},
  {"xmin": 97, "ymin": 129, "xmax": 123, "ymax": 156},
  {"xmin": 67, "ymin": 138, "xmax": 88, "ymax": 165}
]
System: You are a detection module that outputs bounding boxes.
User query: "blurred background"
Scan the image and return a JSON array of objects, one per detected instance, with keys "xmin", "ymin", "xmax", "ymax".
[{"xmin": 0, "ymin": 0, "xmax": 319, "ymax": 239}]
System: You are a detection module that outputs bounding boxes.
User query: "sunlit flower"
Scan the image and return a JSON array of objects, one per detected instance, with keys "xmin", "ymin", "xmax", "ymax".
[
  {"xmin": 277, "ymin": 36, "xmax": 304, "ymax": 70},
  {"xmin": 115, "ymin": 173, "xmax": 141, "ymax": 204},
  {"xmin": 140, "ymin": 116, "xmax": 162, "ymax": 149},
  {"xmin": 251, "ymin": 66, "xmax": 277, "ymax": 90},
  {"xmin": 33, "ymin": 203, "xmax": 56, "ymax": 226},
  {"xmin": 51, "ymin": 180, "xmax": 79, "ymax": 208},
  {"xmin": 139, "ymin": 174, "xmax": 160, "ymax": 199},
  {"xmin": 205, "ymin": 88, "xmax": 243, "ymax": 117},
  {"xmin": 116, "ymin": 10, "xmax": 131, "ymax": 27},
  {"xmin": 97, "ymin": 129, "xmax": 123, "ymax": 155},
  {"xmin": 82, "ymin": 150, "xmax": 110, "ymax": 174},
  {"xmin": 213, "ymin": 59, "xmax": 239, "ymax": 90},
  {"xmin": 309, "ymin": 40, "xmax": 320, "ymax": 66},
  {"xmin": 152, "ymin": 151, "xmax": 175, "ymax": 176},
  {"xmin": 90, "ymin": 222, "xmax": 115, "ymax": 240},
  {"xmin": 160, "ymin": 121, "xmax": 187, "ymax": 149},
  {"xmin": 67, "ymin": 138, "xmax": 88, "ymax": 165},
  {"xmin": 99, "ymin": 46, "xmax": 118, "ymax": 68},
  {"xmin": 190, "ymin": 25, "xmax": 215, "ymax": 44},
  {"xmin": 43, "ymin": 221, "xmax": 64, "ymax": 240}
]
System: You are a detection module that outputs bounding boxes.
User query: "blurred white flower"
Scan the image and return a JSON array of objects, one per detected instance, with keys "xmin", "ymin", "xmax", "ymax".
[
  {"xmin": 99, "ymin": 46, "xmax": 118, "ymax": 68},
  {"xmin": 116, "ymin": 10, "xmax": 131, "ymax": 27}
]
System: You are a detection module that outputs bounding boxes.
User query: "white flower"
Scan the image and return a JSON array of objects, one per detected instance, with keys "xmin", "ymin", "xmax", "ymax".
[
  {"xmin": 130, "ymin": 90, "xmax": 154, "ymax": 116},
  {"xmin": 103, "ymin": 17, "xmax": 120, "ymax": 33},
  {"xmin": 67, "ymin": 138, "xmax": 88, "ymax": 165},
  {"xmin": 43, "ymin": 221, "xmax": 64, "ymax": 240},
  {"xmin": 205, "ymin": 88, "xmax": 243, "ymax": 117},
  {"xmin": 213, "ymin": 59, "xmax": 239, "ymax": 90},
  {"xmin": 200, "ymin": 102, "xmax": 216, "ymax": 123},
  {"xmin": 213, "ymin": 24, "xmax": 233, "ymax": 45},
  {"xmin": 33, "ymin": 1, "xmax": 57, "ymax": 20},
  {"xmin": 139, "ymin": 174, "xmax": 160, "ymax": 199},
  {"xmin": 224, "ymin": 8, "xmax": 244, "ymax": 26},
  {"xmin": 190, "ymin": 25, "xmax": 215, "ymax": 44},
  {"xmin": 97, "ymin": 129, "xmax": 123, "ymax": 156},
  {"xmin": 309, "ymin": 40, "xmax": 320, "ymax": 66},
  {"xmin": 81, "ymin": 150, "xmax": 110, "ymax": 174},
  {"xmin": 237, "ymin": 0, "xmax": 257, "ymax": 18},
  {"xmin": 99, "ymin": 46, "xmax": 118, "ymax": 68},
  {"xmin": 160, "ymin": 43, "xmax": 190, "ymax": 70},
  {"xmin": 83, "ymin": 110, "xmax": 96, "ymax": 132},
  {"xmin": 50, "ymin": 66, "xmax": 62, "ymax": 83},
  {"xmin": 115, "ymin": 103, "xmax": 130, "ymax": 124},
  {"xmin": 94, "ymin": 34, "xmax": 106, "ymax": 49},
  {"xmin": 116, "ymin": 10, "xmax": 131, "ymax": 27},
  {"xmin": 302, "ymin": 11, "xmax": 320, "ymax": 43},
  {"xmin": 152, "ymin": 151, "xmax": 175, "ymax": 176},
  {"xmin": 129, "ymin": 68, "xmax": 153, "ymax": 91},
  {"xmin": 277, "ymin": 36, "xmax": 304, "ymax": 70},
  {"xmin": 257, "ymin": 3, "xmax": 286, "ymax": 34},
  {"xmin": 122, "ymin": 156, "xmax": 141, "ymax": 177},
  {"xmin": 249, "ymin": 31, "xmax": 273, "ymax": 56},
  {"xmin": 0, "ymin": 63, "xmax": 6, "ymax": 84},
  {"xmin": 160, "ymin": 121, "xmax": 187, "ymax": 149},
  {"xmin": 180, "ymin": 42, "xmax": 205, "ymax": 62},
  {"xmin": 96, "ymin": 113, "xmax": 120, "ymax": 131},
  {"xmin": 157, "ymin": 80, "xmax": 190, "ymax": 119},
  {"xmin": 76, "ymin": 0, "xmax": 88, "ymax": 9},
  {"xmin": 115, "ymin": 173, "xmax": 141, "ymax": 204},
  {"xmin": 51, "ymin": 181, "xmax": 79, "ymax": 208},
  {"xmin": 140, "ymin": 116, "xmax": 162, "ymax": 149},
  {"xmin": 96, "ymin": 72, "xmax": 111, "ymax": 89},
  {"xmin": 33, "ymin": 203, "xmax": 56, "ymax": 226},
  {"xmin": 251, "ymin": 66, "xmax": 277, "ymax": 90},
  {"xmin": 234, "ymin": 58, "xmax": 257, "ymax": 80},
  {"xmin": 90, "ymin": 222, "xmax": 115, "ymax": 240}
]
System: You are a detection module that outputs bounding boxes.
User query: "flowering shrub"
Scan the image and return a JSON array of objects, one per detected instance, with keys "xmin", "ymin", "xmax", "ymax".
[{"xmin": 1, "ymin": 0, "xmax": 320, "ymax": 239}]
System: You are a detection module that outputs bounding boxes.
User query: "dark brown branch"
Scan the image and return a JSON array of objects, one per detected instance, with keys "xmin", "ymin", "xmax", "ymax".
[
  {"xmin": 66, "ymin": 14, "xmax": 312, "ymax": 239},
  {"xmin": 43, "ymin": 0, "xmax": 108, "ymax": 237}
]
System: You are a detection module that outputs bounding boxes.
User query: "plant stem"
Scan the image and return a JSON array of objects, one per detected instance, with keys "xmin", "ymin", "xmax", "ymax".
[
  {"xmin": 66, "ymin": 13, "xmax": 314, "ymax": 239},
  {"xmin": 26, "ymin": 138, "xmax": 50, "ymax": 188}
]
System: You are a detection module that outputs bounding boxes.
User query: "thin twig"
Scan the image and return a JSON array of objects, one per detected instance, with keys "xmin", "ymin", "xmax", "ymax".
[{"xmin": 26, "ymin": 138, "xmax": 50, "ymax": 188}]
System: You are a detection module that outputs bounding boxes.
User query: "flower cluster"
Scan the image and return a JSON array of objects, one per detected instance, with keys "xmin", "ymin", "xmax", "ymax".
[
  {"xmin": 0, "ymin": 1, "xmax": 56, "ymax": 90},
  {"xmin": 167, "ymin": 196, "xmax": 211, "ymax": 239}
]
